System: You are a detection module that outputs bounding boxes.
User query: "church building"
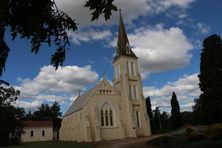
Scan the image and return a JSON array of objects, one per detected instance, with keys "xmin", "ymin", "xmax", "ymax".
[{"xmin": 59, "ymin": 13, "xmax": 151, "ymax": 142}]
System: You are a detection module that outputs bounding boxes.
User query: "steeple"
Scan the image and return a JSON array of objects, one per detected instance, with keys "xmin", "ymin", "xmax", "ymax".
[{"xmin": 114, "ymin": 11, "xmax": 137, "ymax": 61}]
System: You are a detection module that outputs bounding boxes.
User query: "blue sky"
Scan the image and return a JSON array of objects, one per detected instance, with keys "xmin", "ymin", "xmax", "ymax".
[{"xmin": 2, "ymin": 0, "xmax": 222, "ymax": 113}]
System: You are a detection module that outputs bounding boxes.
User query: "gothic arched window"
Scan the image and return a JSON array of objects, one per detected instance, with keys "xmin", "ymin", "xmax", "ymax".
[
  {"xmin": 100, "ymin": 102, "xmax": 114, "ymax": 127},
  {"xmin": 100, "ymin": 110, "xmax": 104, "ymax": 126}
]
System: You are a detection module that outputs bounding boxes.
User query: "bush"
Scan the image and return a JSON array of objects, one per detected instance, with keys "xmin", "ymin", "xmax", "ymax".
[
  {"xmin": 185, "ymin": 126, "xmax": 195, "ymax": 135},
  {"xmin": 186, "ymin": 131, "xmax": 208, "ymax": 142},
  {"xmin": 206, "ymin": 124, "xmax": 222, "ymax": 140},
  {"xmin": 146, "ymin": 135, "xmax": 172, "ymax": 146}
]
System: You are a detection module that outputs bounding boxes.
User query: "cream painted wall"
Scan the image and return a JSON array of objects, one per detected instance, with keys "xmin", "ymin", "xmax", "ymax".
[{"xmin": 21, "ymin": 127, "xmax": 53, "ymax": 142}]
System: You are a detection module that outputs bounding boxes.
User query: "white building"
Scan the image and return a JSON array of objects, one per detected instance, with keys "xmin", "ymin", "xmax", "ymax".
[{"xmin": 59, "ymin": 13, "xmax": 151, "ymax": 142}]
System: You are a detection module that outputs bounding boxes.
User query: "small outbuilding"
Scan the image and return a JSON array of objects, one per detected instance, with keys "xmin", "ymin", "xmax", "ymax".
[{"xmin": 21, "ymin": 121, "xmax": 53, "ymax": 142}]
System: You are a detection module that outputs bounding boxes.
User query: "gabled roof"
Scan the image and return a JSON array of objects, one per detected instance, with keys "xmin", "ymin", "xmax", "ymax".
[
  {"xmin": 63, "ymin": 78, "xmax": 113, "ymax": 117},
  {"xmin": 23, "ymin": 121, "xmax": 53, "ymax": 128},
  {"xmin": 114, "ymin": 12, "xmax": 137, "ymax": 61}
]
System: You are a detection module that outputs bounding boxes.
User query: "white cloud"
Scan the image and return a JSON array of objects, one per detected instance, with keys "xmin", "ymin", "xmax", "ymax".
[
  {"xmin": 116, "ymin": 25, "xmax": 193, "ymax": 78},
  {"xmin": 55, "ymin": 0, "xmax": 195, "ymax": 26},
  {"xmin": 15, "ymin": 65, "xmax": 99, "ymax": 109},
  {"xmin": 143, "ymin": 73, "xmax": 201, "ymax": 112},
  {"xmin": 68, "ymin": 29, "xmax": 112, "ymax": 45},
  {"xmin": 196, "ymin": 23, "xmax": 211, "ymax": 35}
]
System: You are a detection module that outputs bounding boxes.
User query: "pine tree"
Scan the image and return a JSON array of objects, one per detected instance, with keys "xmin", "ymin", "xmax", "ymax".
[
  {"xmin": 146, "ymin": 97, "xmax": 153, "ymax": 129},
  {"xmin": 198, "ymin": 34, "xmax": 222, "ymax": 123},
  {"xmin": 170, "ymin": 92, "xmax": 181, "ymax": 129}
]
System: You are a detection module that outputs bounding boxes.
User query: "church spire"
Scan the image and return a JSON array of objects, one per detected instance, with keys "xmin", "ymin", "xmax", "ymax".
[{"xmin": 114, "ymin": 10, "xmax": 137, "ymax": 61}]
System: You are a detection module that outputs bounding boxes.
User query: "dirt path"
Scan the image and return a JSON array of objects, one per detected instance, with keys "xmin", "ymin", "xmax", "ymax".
[{"xmin": 92, "ymin": 135, "xmax": 162, "ymax": 148}]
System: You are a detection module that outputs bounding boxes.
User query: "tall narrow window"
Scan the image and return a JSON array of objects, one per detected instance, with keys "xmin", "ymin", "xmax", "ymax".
[
  {"xmin": 129, "ymin": 85, "xmax": 132, "ymax": 99},
  {"xmin": 133, "ymin": 85, "xmax": 137, "ymax": 100},
  {"xmin": 42, "ymin": 130, "xmax": 45, "ymax": 136},
  {"xmin": 115, "ymin": 66, "xmax": 118, "ymax": 79},
  {"xmin": 110, "ymin": 109, "xmax": 113, "ymax": 126},
  {"xmin": 105, "ymin": 109, "xmax": 109, "ymax": 126},
  {"xmin": 131, "ymin": 62, "xmax": 135, "ymax": 76},
  {"xmin": 117, "ymin": 64, "xmax": 121, "ymax": 78},
  {"xmin": 136, "ymin": 111, "xmax": 140, "ymax": 127},
  {"xmin": 30, "ymin": 130, "xmax": 34, "ymax": 137},
  {"xmin": 127, "ymin": 61, "xmax": 129, "ymax": 75},
  {"xmin": 101, "ymin": 110, "xmax": 104, "ymax": 126}
]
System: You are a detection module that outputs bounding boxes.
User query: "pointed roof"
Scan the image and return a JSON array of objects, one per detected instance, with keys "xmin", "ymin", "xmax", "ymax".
[
  {"xmin": 63, "ymin": 78, "xmax": 114, "ymax": 117},
  {"xmin": 114, "ymin": 11, "xmax": 137, "ymax": 61}
]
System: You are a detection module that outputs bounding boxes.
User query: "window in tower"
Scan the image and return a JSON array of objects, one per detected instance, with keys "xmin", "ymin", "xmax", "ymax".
[
  {"xmin": 117, "ymin": 64, "xmax": 121, "ymax": 78},
  {"xmin": 133, "ymin": 85, "xmax": 138, "ymax": 100},
  {"xmin": 127, "ymin": 61, "xmax": 132, "ymax": 76},
  {"xmin": 126, "ymin": 43, "xmax": 131, "ymax": 54},
  {"xmin": 136, "ymin": 111, "xmax": 140, "ymax": 128},
  {"xmin": 131, "ymin": 62, "xmax": 135, "ymax": 76}
]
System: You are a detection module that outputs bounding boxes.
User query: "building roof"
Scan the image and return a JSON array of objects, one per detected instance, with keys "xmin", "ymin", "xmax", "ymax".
[
  {"xmin": 63, "ymin": 78, "xmax": 113, "ymax": 117},
  {"xmin": 23, "ymin": 121, "xmax": 53, "ymax": 128},
  {"xmin": 114, "ymin": 12, "xmax": 137, "ymax": 61},
  {"xmin": 63, "ymin": 87, "xmax": 96, "ymax": 117}
]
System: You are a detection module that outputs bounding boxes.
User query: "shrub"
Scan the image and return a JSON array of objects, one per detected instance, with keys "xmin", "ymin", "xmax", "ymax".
[
  {"xmin": 146, "ymin": 135, "xmax": 172, "ymax": 146},
  {"xmin": 186, "ymin": 131, "xmax": 208, "ymax": 142},
  {"xmin": 206, "ymin": 124, "xmax": 222, "ymax": 140}
]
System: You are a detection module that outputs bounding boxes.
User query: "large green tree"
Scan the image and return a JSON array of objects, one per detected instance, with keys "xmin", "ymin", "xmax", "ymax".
[
  {"xmin": 198, "ymin": 34, "xmax": 222, "ymax": 123},
  {"xmin": 0, "ymin": 0, "xmax": 117, "ymax": 75},
  {"xmin": 0, "ymin": 80, "xmax": 22, "ymax": 146},
  {"xmin": 146, "ymin": 96, "xmax": 153, "ymax": 130},
  {"xmin": 170, "ymin": 92, "xmax": 181, "ymax": 129},
  {"xmin": 32, "ymin": 101, "xmax": 62, "ymax": 129}
]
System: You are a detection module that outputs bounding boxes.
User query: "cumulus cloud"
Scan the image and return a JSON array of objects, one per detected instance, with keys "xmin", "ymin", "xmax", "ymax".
[
  {"xmin": 68, "ymin": 29, "xmax": 112, "ymax": 45},
  {"xmin": 143, "ymin": 73, "xmax": 201, "ymax": 112},
  {"xmin": 15, "ymin": 65, "xmax": 98, "ymax": 109},
  {"xmin": 55, "ymin": 0, "xmax": 195, "ymax": 26},
  {"xmin": 110, "ymin": 24, "xmax": 193, "ymax": 78}
]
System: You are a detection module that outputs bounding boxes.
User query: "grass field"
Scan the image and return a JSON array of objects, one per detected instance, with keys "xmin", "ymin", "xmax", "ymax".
[{"xmin": 7, "ymin": 141, "xmax": 92, "ymax": 148}]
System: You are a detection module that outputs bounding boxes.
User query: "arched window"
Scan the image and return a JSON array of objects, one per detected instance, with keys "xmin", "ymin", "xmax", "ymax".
[
  {"xmin": 30, "ymin": 130, "xmax": 34, "ymax": 137},
  {"xmin": 126, "ymin": 43, "xmax": 131, "ymax": 54},
  {"xmin": 100, "ymin": 110, "xmax": 104, "ymax": 126},
  {"xmin": 105, "ymin": 109, "xmax": 109, "ymax": 126},
  {"xmin": 100, "ymin": 102, "xmax": 114, "ymax": 127},
  {"xmin": 110, "ymin": 109, "xmax": 113, "ymax": 126},
  {"xmin": 42, "ymin": 130, "xmax": 45, "ymax": 136}
]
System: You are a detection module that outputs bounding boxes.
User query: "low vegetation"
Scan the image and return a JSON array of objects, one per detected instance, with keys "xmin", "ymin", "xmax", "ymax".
[
  {"xmin": 8, "ymin": 141, "xmax": 92, "ymax": 148},
  {"xmin": 147, "ymin": 123, "xmax": 222, "ymax": 148}
]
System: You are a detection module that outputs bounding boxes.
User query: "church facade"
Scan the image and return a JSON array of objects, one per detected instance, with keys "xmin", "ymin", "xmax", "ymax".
[{"xmin": 59, "ymin": 14, "xmax": 151, "ymax": 142}]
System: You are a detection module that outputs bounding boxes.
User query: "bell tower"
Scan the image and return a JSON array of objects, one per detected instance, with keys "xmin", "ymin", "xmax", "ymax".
[{"xmin": 113, "ymin": 12, "xmax": 151, "ymax": 137}]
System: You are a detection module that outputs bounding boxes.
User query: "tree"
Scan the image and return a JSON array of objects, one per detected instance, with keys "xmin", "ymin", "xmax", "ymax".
[
  {"xmin": 153, "ymin": 107, "xmax": 162, "ymax": 130},
  {"xmin": 0, "ymin": 0, "xmax": 117, "ymax": 75},
  {"xmin": 146, "ymin": 96, "xmax": 153, "ymax": 130},
  {"xmin": 0, "ymin": 80, "xmax": 22, "ymax": 146},
  {"xmin": 170, "ymin": 92, "xmax": 181, "ymax": 129},
  {"xmin": 32, "ymin": 101, "xmax": 62, "ymax": 128},
  {"xmin": 197, "ymin": 34, "xmax": 222, "ymax": 123}
]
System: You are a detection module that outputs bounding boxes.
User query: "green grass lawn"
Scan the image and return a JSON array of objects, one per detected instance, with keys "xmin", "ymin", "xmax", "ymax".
[{"xmin": 7, "ymin": 141, "xmax": 93, "ymax": 148}]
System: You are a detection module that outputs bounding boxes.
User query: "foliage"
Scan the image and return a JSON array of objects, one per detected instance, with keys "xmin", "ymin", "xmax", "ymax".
[
  {"xmin": 170, "ymin": 92, "xmax": 181, "ymax": 129},
  {"xmin": 85, "ymin": 0, "xmax": 117, "ymax": 21},
  {"xmin": 186, "ymin": 131, "xmax": 208, "ymax": 142},
  {"xmin": 152, "ymin": 107, "xmax": 161, "ymax": 130},
  {"xmin": 181, "ymin": 111, "xmax": 193, "ymax": 125},
  {"xmin": 206, "ymin": 124, "xmax": 222, "ymax": 140},
  {"xmin": 28, "ymin": 101, "xmax": 62, "ymax": 129},
  {"xmin": 197, "ymin": 34, "xmax": 222, "ymax": 123},
  {"xmin": 9, "ymin": 141, "xmax": 91, "ymax": 148},
  {"xmin": 0, "ymin": 80, "xmax": 24, "ymax": 146},
  {"xmin": 0, "ymin": 0, "xmax": 117, "ymax": 76},
  {"xmin": 146, "ymin": 135, "xmax": 172, "ymax": 146},
  {"xmin": 145, "ymin": 96, "xmax": 153, "ymax": 129}
]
